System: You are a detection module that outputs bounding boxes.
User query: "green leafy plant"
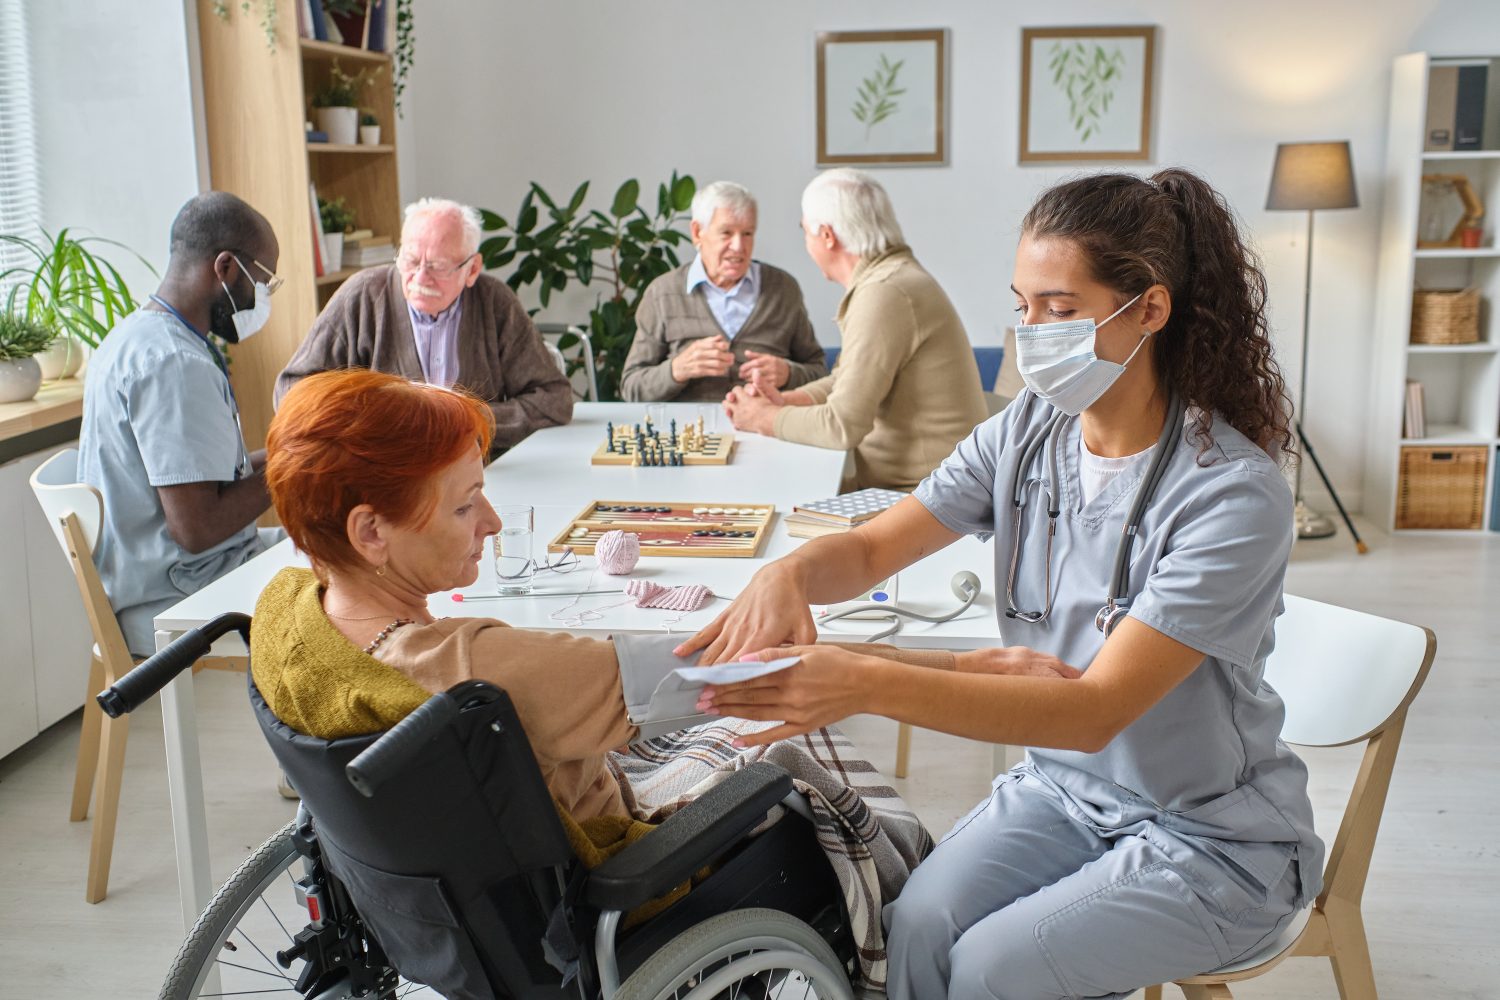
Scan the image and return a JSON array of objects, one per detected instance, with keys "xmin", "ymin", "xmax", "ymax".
[
  {"xmin": 0, "ymin": 312, "xmax": 57, "ymax": 362},
  {"xmin": 1048, "ymin": 41, "xmax": 1126, "ymax": 142},
  {"xmin": 392, "ymin": 0, "xmax": 414, "ymax": 115},
  {"xmin": 318, "ymin": 197, "xmax": 355, "ymax": 234},
  {"xmin": 478, "ymin": 174, "xmax": 696, "ymax": 401},
  {"xmin": 852, "ymin": 53, "xmax": 906, "ymax": 139},
  {"xmin": 311, "ymin": 59, "xmax": 379, "ymax": 108},
  {"xmin": 0, "ymin": 229, "xmax": 153, "ymax": 349},
  {"xmin": 211, "ymin": 0, "xmax": 278, "ymax": 49},
  {"xmin": 359, "ymin": 108, "xmax": 379, "ymax": 126}
]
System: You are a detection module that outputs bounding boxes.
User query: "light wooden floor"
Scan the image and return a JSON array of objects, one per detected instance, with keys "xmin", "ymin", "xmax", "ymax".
[{"xmin": 1, "ymin": 521, "xmax": 1494, "ymax": 998}]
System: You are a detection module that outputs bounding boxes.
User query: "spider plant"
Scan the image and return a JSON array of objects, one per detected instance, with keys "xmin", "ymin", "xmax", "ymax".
[{"xmin": 0, "ymin": 228, "xmax": 155, "ymax": 348}]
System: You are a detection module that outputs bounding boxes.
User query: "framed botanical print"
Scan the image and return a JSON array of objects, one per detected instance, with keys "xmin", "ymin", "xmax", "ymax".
[
  {"xmin": 816, "ymin": 29, "xmax": 947, "ymax": 166},
  {"xmin": 1019, "ymin": 25, "xmax": 1156, "ymax": 162}
]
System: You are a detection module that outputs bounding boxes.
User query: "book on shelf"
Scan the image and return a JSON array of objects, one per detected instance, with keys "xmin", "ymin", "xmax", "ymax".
[
  {"xmin": 343, "ymin": 228, "xmax": 374, "ymax": 242},
  {"xmin": 366, "ymin": 0, "xmax": 390, "ymax": 52},
  {"xmin": 308, "ymin": 182, "xmax": 325, "ymax": 277},
  {"xmin": 1427, "ymin": 59, "xmax": 1500, "ymax": 151},
  {"xmin": 1403, "ymin": 379, "xmax": 1426, "ymax": 439},
  {"xmin": 1425, "ymin": 65, "xmax": 1458, "ymax": 151},
  {"xmin": 342, "ymin": 244, "xmax": 397, "ymax": 268},
  {"xmin": 307, "ymin": 0, "xmax": 328, "ymax": 41},
  {"xmin": 346, "ymin": 233, "xmax": 392, "ymax": 248},
  {"xmin": 1454, "ymin": 62, "xmax": 1488, "ymax": 150}
]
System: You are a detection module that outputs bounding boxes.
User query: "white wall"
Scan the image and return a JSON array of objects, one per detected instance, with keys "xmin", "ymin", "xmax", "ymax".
[
  {"xmin": 26, "ymin": 0, "xmax": 201, "ymax": 293},
  {"xmin": 398, "ymin": 0, "xmax": 1500, "ymax": 513}
]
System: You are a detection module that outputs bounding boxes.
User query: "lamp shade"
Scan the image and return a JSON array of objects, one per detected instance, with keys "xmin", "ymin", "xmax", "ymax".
[{"xmin": 1266, "ymin": 141, "xmax": 1359, "ymax": 211}]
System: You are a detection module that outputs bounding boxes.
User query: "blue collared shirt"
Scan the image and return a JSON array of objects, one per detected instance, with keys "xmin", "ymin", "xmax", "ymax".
[
  {"xmin": 685, "ymin": 255, "xmax": 760, "ymax": 338},
  {"xmin": 407, "ymin": 295, "xmax": 464, "ymax": 388}
]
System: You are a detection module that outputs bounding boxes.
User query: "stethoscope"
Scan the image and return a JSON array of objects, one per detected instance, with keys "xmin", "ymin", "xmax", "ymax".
[
  {"xmin": 149, "ymin": 295, "xmax": 252, "ymax": 480},
  {"xmin": 1004, "ymin": 393, "xmax": 1185, "ymax": 636},
  {"xmin": 819, "ymin": 571, "xmax": 983, "ymax": 643}
]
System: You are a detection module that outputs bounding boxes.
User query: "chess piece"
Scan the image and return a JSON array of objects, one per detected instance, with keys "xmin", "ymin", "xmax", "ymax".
[
  {"xmin": 605, "ymin": 421, "xmax": 615, "ymax": 453},
  {"xmin": 670, "ymin": 419, "xmax": 677, "ymax": 446}
]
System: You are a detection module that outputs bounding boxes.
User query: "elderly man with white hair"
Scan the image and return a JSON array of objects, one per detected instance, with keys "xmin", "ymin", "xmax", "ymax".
[
  {"xmin": 724, "ymin": 168, "xmax": 986, "ymax": 492},
  {"xmin": 621, "ymin": 180, "xmax": 827, "ymax": 402},
  {"xmin": 276, "ymin": 197, "xmax": 572, "ymax": 453}
]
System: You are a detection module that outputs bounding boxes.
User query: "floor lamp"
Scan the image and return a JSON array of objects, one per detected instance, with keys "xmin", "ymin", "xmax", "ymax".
[{"xmin": 1266, "ymin": 141, "xmax": 1365, "ymax": 550}]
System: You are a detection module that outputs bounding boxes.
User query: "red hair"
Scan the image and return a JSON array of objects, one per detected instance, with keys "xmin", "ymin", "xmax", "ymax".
[{"xmin": 267, "ymin": 370, "xmax": 494, "ymax": 576}]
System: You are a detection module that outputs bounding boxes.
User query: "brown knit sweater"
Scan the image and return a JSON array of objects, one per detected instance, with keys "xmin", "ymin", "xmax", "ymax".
[
  {"xmin": 774, "ymin": 246, "xmax": 987, "ymax": 492},
  {"xmin": 621, "ymin": 260, "xmax": 828, "ymax": 402},
  {"xmin": 274, "ymin": 266, "xmax": 573, "ymax": 452}
]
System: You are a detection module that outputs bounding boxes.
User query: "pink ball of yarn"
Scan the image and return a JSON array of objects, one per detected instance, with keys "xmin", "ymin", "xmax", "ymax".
[{"xmin": 595, "ymin": 529, "xmax": 640, "ymax": 575}]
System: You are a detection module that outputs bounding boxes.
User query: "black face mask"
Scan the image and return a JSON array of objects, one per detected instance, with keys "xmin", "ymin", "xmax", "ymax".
[{"xmin": 208, "ymin": 271, "xmax": 251, "ymax": 344}]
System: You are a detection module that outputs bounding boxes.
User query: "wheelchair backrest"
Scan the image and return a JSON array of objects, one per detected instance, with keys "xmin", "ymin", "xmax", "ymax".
[{"xmin": 250, "ymin": 674, "xmax": 581, "ymax": 999}]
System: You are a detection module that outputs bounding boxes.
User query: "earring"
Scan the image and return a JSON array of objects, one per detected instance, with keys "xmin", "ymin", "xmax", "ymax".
[{"xmin": 375, "ymin": 564, "xmax": 387, "ymax": 577}]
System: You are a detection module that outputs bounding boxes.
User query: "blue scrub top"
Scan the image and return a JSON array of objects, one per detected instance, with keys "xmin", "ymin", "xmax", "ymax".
[
  {"xmin": 78, "ymin": 308, "xmax": 262, "ymax": 655},
  {"xmin": 914, "ymin": 390, "xmax": 1325, "ymax": 908}
]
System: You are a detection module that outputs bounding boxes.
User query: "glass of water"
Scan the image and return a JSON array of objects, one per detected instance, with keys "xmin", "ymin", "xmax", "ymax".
[{"xmin": 494, "ymin": 504, "xmax": 535, "ymax": 594}]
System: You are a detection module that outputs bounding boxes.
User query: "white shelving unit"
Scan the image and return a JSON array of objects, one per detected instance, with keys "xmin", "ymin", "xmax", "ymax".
[{"xmin": 1367, "ymin": 53, "xmax": 1500, "ymax": 531}]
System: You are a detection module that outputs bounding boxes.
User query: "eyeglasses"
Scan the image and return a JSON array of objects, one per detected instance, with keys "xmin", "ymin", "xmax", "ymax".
[
  {"xmin": 232, "ymin": 254, "xmax": 284, "ymax": 296},
  {"xmin": 495, "ymin": 546, "xmax": 581, "ymax": 581},
  {"xmin": 396, "ymin": 251, "xmax": 477, "ymax": 278}
]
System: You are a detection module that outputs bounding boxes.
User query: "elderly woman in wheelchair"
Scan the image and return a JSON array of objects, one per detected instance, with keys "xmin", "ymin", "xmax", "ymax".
[{"xmin": 122, "ymin": 369, "xmax": 940, "ymax": 999}]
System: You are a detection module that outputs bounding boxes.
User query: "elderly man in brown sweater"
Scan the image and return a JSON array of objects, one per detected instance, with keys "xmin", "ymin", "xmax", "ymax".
[
  {"xmin": 724, "ymin": 169, "xmax": 986, "ymax": 492},
  {"xmin": 275, "ymin": 197, "xmax": 572, "ymax": 455},
  {"xmin": 621, "ymin": 181, "xmax": 827, "ymax": 402}
]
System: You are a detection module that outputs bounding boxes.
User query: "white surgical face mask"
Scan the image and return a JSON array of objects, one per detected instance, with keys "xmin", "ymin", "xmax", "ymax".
[
  {"xmin": 1014, "ymin": 293, "xmax": 1148, "ymax": 415},
  {"xmin": 221, "ymin": 257, "xmax": 272, "ymax": 342}
]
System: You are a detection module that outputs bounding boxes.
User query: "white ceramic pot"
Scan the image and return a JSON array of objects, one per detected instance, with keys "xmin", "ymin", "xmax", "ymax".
[
  {"xmin": 359, "ymin": 124, "xmax": 381, "ymax": 146},
  {"xmin": 323, "ymin": 231, "xmax": 345, "ymax": 272},
  {"xmin": 35, "ymin": 336, "xmax": 87, "ymax": 380},
  {"xmin": 0, "ymin": 357, "xmax": 43, "ymax": 403},
  {"xmin": 316, "ymin": 106, "xmax": 358, "ymax": 146}
]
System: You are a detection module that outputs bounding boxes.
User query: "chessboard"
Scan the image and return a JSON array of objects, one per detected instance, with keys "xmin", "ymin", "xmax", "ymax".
[
  {"xmin": 547, "ymin": 500, "xmax": 774, "ymax": 558},
  {"xmin": 591, "ymin": 415, "xmax": 735, "ymax": 467}
]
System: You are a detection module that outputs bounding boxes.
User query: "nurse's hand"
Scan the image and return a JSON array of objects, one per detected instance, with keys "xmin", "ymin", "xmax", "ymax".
[
  {"xmin": 696, "ymin": 645, "xmax": 868, "ymax": 746},
  {"xmin": 675, "ymin": 561, "xmax": 816, "ymax": 663},
  {"xmin": 956, "ymin": 647, "xmax": 1083, "ymax": 680}
]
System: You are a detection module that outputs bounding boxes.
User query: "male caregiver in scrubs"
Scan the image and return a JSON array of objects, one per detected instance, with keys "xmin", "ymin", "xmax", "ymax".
[{"xmin": 679, "ymin": 169, "xmax": 1324, "ymax": 1000}]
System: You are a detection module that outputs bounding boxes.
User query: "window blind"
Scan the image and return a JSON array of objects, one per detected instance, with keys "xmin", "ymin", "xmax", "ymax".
[{"xmin": 0, "ymin": 0, "xmax": 42, "ymax": 296}]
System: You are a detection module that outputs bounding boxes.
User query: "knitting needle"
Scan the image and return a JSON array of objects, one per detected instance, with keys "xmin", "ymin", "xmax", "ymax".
[{"xmin": 451, "ymin": 588, "xmax": 624, "ymax": 602}]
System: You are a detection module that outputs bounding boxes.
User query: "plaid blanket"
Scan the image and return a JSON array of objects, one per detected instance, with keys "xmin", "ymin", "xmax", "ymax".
[{"xmin": 611, "ymin": 719, "xmax": 934, "ymax": 996}]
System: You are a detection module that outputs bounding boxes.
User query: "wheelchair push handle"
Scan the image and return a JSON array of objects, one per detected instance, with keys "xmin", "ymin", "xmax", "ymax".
[
  {"xmin": 346, "ymin": 693, "xmax": 458, "ymax": 798},
  {"xmin": 97, "ymin": 613, "xmax": 253, "ymax": 719}
]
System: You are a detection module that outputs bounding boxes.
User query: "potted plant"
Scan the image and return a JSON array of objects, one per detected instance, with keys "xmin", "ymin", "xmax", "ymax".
[
  {"xmin": 0, "ymin": 313, "xmax": 57, "ymax": 403},
  {"xmin": 310, "ymin": 60, "xmax": 376, "ymax": 145},
  {"xmin": 1, "ymin": 227, "xmax": 152, "ymax": 378},
  {"xmin": 359, "ymin": 109, "xmax": 381, "ymax": 145},
  {"xmin": 480, "ymin": 173, "xmax": 695, "ymax": 400},
  {"xmin": 319, "ymin": 197, "xmax": 356, "ymax": 270}
]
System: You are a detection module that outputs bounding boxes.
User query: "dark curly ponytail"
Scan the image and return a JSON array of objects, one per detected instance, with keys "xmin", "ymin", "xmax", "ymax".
[{"xmin": 1021, "ymin": 168, "xmax": 1294, "ymax": 458}]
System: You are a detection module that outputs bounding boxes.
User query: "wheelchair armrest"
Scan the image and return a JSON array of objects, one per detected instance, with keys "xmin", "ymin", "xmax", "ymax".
[{"xmin": 584, "ymin": 761, "xmax": 792, "ymax": 913}]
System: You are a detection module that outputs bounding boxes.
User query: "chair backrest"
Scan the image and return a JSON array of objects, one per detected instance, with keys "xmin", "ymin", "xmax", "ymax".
[
  {"xmin": 537, "ymin": 322, "xmax": 599, "ymax": 401},
  {"xmin": 29, "ymin": 448, "xmax": 133, "ymax": 670},
  {"xmin": 1266, "ymin": 594, "xmax": 1435, "ymax": 749},
  {"xmin": 543, "ymin": 340, "xmax": 569, "ymax": 378},
  {"xmin": 1265, "ymin": 594, "xmax": 1436, "ymax": 911},
  {"xmin": 250, "ymin": 675, "xmax": 579, "ymax": 1000},
  {"xmin": 29, "ymin": 449, "xmax": 101, "ymax": 556}
]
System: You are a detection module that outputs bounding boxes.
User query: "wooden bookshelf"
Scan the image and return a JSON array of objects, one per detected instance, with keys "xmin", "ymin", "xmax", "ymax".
[{"xmin": 196, "ymin": 1, "xmax": 401, "ymax": 451}]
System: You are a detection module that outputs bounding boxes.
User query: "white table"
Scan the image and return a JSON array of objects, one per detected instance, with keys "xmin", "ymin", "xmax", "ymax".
[{"xmin": 152, "ymin": 407, "xmax": 1000, "ymax": 930}]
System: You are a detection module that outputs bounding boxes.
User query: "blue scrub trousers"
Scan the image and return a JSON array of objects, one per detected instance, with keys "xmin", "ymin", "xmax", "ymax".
[{"xmin": 883, "ymin": 765, "xmax": 1300, "ymax": 1000}]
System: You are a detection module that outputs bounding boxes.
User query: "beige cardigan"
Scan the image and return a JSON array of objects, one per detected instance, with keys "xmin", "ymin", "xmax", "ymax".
[
  {"xmin": 274, "ymin": 266, "xmax": 573, "ymax": 454},
  {"xmin": 774, "ymin": 246, "xmax": 987, "ymax": 492}
]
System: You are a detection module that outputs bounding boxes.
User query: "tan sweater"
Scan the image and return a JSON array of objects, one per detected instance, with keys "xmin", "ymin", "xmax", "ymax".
[
  {"xmin": 622, "ymin": 261, "xmax": 828, "ymax": 402},
  {"xmin": 250, "ymin": 569, "xmax": 957, "ymax": 823},
  {"xmin": 774, "ymin": 246, "xmax": 987, "ymax": 492},
  {"xmin": 274, "ymin": 266, "xmax": 573, "ymax": 454}
]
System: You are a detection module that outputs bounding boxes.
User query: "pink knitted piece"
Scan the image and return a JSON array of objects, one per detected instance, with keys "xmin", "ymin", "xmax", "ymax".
[{"xmin": 625, "ymin": 579, "xmax": 713, "ymax": 611}]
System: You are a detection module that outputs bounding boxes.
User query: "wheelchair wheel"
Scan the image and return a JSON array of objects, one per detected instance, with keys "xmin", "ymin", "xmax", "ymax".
[
  {"xmin": 159, "ymin": 823, "xmax": 436, "ymax": 999},
  {"xmin": 614, "ymin": 908, "xmax": 854, "ymax": 1000}
]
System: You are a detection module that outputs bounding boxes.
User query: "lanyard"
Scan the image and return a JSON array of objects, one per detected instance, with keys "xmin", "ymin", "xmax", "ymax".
[{"xmin": 148, "ymin": 295, "xmax": 250, "ymax": 479}]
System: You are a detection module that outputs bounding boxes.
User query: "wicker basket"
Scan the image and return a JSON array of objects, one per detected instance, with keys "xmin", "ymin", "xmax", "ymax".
[
  {"xmin": 1395, "ymin": 446, "xmax": 1488, "ymax": 529},
  {"xmin": 1410, "ymin": 287, "xmax": 1480, "ymax": 344}
]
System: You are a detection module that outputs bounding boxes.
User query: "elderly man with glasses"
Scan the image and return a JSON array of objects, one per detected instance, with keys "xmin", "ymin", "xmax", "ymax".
[{"xmin": 275, "ymin": 197, "xmax": 572, "ymax": 454}]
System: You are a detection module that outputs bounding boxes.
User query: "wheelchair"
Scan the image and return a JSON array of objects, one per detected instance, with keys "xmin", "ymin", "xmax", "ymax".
[{"xmin": 101, "ymin": 614, "xmax": 858, "ymax": 1000}]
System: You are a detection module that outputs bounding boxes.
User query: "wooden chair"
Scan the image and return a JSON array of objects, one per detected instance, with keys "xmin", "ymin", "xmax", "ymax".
[
  {"xmin": 28, "ymin": 449, "xmax": 245, "ymax": 902},
  {"xmin": 1145, "ymin": 593, "xmax": 1436, "ymax": 1000}
]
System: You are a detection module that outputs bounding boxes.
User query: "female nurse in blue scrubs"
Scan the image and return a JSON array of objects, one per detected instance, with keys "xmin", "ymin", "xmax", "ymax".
[{"xmin": 678, "ymin": 169, "xmax": 1324, "ymax": 1000}]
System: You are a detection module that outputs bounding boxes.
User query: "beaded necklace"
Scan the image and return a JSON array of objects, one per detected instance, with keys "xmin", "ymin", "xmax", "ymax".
[{"xmin": 364, "ymin": 618, "xmax": 414, "ymax": 655}]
